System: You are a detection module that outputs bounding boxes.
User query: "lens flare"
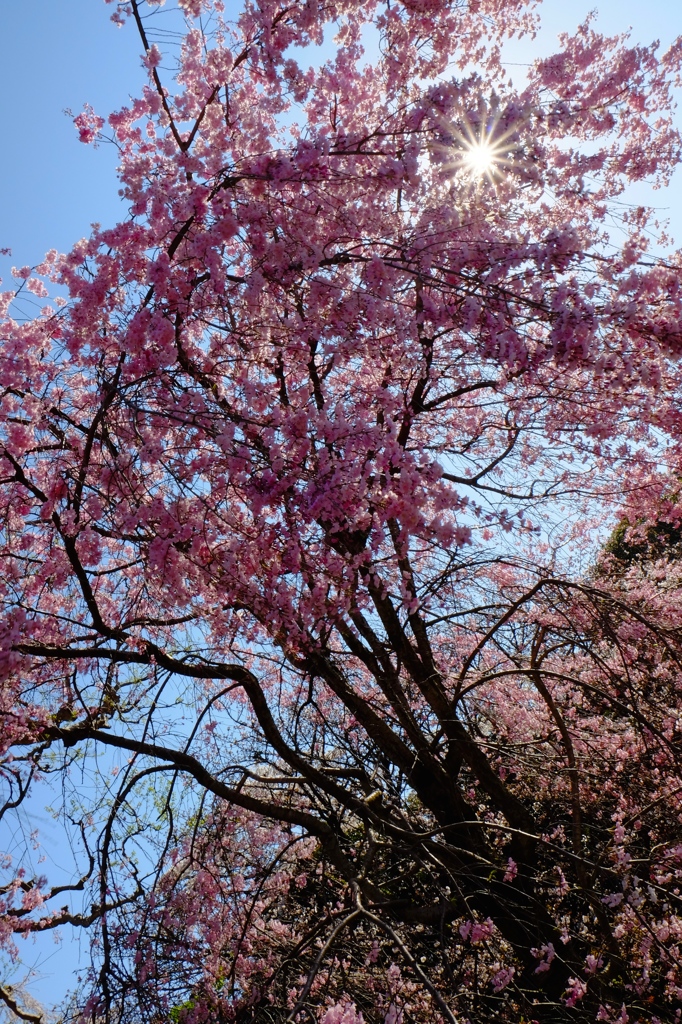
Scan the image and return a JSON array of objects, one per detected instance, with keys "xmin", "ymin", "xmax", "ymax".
[
  {"xmin": 431, "ymin": 101, "xmax": 528, "ymax": 187},
  {"xmin": 462, "ymin": 140, "xmax": 498, "ymax": 177}
]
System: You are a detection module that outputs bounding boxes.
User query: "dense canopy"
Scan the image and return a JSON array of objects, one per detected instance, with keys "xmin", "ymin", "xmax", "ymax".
[{"xmin": 2, "ymin": 1, "xmax": 682, "ymax": 1022}]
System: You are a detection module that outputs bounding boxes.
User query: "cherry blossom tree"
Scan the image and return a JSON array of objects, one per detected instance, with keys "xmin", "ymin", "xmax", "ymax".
[{"xmin": 2, "ymin": 1, "xmax": 682, "ymax": 1021}]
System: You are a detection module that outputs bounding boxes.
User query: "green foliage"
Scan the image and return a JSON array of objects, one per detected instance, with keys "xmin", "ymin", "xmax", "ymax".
[
  {"xmin": 169, "ymin": 998, "xmax": 195, "ymax": 1024},
  {"xmin": 602, "ymin": 514, "xmax": 682, "ymax": 567}
]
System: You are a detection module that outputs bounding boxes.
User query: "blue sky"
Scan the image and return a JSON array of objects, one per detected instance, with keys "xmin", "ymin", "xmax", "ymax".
[
  {"xmin": 0, "ymin": 1, "xmax": 144, "ymax": 274},
  {"xmin": 0, "ymin": 0, "xmax": 680, "ymax": 1012}
]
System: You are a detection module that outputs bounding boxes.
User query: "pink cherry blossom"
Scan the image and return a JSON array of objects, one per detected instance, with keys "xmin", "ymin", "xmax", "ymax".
[{"xmin": 2, "ymin": 1, "xmax": 682, "ymax": 1022}]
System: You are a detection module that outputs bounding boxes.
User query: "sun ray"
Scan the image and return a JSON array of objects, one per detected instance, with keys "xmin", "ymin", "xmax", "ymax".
[
  {"xmin": 432, "ymin": 102, "xmax": 527, "ymax": 186},
  {"xmin": 462, "ymin": 139, "xmax": 498, "ymax": 176}
]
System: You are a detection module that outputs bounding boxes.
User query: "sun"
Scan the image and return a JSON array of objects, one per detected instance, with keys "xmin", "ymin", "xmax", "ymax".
[
  {"xmin": 431, "ymin": 102, "xmax": 526, "ymax": 186},
  {"xmin": 462, "ymin": 140, "xmax": 498, "ymax": 177}
]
